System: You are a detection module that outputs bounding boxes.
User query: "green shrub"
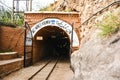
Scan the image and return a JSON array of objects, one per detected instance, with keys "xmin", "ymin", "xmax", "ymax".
[
  {"xmin": 14, "ymin": 14, "xmax": 24, "ymax": 26},
  {"xmin": 0, "ymin": 9, "xmax": 24, "ymax": 27},
  {"xmin": 97, "ymin": 11, "xmax": 120, "ymax": 37}
]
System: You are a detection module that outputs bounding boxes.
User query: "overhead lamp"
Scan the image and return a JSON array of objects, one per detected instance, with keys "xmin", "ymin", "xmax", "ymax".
[{"xmin": 36, "ymin": 36, "xmax": 43, "ymax": 40}]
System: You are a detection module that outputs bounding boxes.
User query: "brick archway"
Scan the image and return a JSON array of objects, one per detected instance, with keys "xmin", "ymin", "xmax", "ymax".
[
  {"xmin": 24, "ymin": 12, "xmax": 81, "ymax": 63},
  {"xmin": 27, "ymin": 18, "xmax": 79, "ymax": 47}
]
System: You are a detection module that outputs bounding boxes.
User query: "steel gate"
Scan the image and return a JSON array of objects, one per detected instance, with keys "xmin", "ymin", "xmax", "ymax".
[{"xmin": 24, "ymin": 22, "xmax": 33, "ymax": 67}]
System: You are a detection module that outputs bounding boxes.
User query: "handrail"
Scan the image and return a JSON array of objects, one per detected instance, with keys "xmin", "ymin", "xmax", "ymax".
[{"xmin": 78, "ymin": 0, "xmax": 120, "ymax": 28}]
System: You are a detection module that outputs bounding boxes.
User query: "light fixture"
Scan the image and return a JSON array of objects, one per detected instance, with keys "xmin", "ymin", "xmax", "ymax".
[{"xmin": 36, "ymin": 36, "xmax": 43, "ymax": 40}]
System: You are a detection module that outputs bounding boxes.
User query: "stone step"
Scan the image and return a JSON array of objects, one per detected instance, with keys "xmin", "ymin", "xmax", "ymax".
[
  {"xmin": 0, "ymin": 57, "xmax": 23, "ymax": 78},
  {"xmin": 0, "ymin": 52, "xmax": 18, "ymax": 60}
]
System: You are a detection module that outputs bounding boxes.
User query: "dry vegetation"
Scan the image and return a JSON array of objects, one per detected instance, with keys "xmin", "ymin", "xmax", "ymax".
[{"xmin": 97, "ymin": 10, "xmax": 120, "ymax": 37}]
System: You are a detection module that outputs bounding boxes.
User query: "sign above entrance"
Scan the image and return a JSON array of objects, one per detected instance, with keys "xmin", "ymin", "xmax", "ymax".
[
  {"xmin": 31, "ymin": 18, "xmax": 72, "ymax": 35},
  {"xmin": 26, "ymin": 18, "xmax": 79, "ymax": 47}
]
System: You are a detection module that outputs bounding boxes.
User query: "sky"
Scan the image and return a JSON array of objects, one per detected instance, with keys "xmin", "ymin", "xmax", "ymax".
[{"xmin": 0, "ymin": 0, "xmax": 56, "ymax": 11}]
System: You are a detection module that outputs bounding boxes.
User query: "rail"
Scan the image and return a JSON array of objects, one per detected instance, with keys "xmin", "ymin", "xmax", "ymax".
[
  {"xmin": 28, "ymin": 59, "xmax": 52, "ymax": 80},
  {"xmin": 28, "ymin": 57, "xmax": 60, "ymax": 80},
  {"xmin": 46, "ymin": 57, "xmax": 59, "ymax": 80}
]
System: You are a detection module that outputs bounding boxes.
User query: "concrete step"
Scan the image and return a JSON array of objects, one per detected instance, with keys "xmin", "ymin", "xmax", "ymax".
[
  {"xmin": 0, "ymin": 52, "xmax": 18, "ymax": 60},
  {"xmin": 0, "ymin": 57, "xmax": 23, "ymax": 78}
]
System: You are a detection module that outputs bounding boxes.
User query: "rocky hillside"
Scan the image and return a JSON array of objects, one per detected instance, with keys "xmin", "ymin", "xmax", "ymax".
[
  {"xmin": 52, "ymin": 0, "xmax": 120, "ymax": 80},
  {"xmin": 52, "ymin": 0, "xmax": 120, "ymax": 38},
  {"xmin": 71, "ymin": 10, "xmax": 120, "ymax": 80}
]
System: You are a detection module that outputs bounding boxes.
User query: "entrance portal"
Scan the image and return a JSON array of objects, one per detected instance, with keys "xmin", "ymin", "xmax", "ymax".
[
  {"xmin": 34, "ymin": 26, "xmax": 70, "ymax": 61},
  {"xmin": 26, "ymin": 18, "xmax": 80, "ymax": 63}
]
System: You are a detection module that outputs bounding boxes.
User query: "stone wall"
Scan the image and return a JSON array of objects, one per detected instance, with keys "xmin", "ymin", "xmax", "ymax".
[{"xmin": 0, "ymin": 26, "xmax": 25, "ymax": 56}]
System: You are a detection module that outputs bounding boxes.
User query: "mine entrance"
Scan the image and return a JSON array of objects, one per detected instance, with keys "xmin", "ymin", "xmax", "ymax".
[{"xmin": 34, "ymin": 26, "xmax": 70, "ymax": 62}]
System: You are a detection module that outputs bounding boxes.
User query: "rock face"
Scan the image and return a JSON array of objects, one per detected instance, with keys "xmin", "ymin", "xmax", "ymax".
[
  {"xmin": 71, "ymin": 29, "xmax": 120, "ymax": 80},
  {"xmin": 53, "ymin": 0, "xmax": 119, "ymax": 38}
]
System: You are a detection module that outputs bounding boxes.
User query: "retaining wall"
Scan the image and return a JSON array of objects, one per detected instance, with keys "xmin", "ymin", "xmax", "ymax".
[{"xmin": 0, "ymin": 26, "xmax": 25, "ymax": 56}]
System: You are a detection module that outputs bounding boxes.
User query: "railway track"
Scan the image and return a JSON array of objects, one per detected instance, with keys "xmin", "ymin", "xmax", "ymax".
[{"xmin": 28, "ymin": 57, "xmax": 60, "ymax": 80}]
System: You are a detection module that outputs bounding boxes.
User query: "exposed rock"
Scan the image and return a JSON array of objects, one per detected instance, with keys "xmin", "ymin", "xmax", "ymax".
[
  {"xmin": 70, "ymin": 6, "xmax": 120, "ymax": 80},
  {"xmin": 71, "ymin": 29, "xmax": 120, "ymax": 80},
  {"xmin": 53, "ymin": 0, "xmax": 120, "ymax": 38}
]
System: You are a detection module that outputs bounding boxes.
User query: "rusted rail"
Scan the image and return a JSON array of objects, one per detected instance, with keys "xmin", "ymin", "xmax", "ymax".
[
  {"xmin": 45, "ymin": 57, "xmax": 59, "ymax": 80},
  {"xmin": 28, "ymin": 59, "xmax": 52, "ymax": 80},
  {"xmin": 28, "ymin": 57, "xmax": 60, "ymax": 80}
]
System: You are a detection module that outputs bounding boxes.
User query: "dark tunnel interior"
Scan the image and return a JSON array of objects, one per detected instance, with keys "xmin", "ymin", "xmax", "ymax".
[{"xmin": 34, "ymin": 26, "xmax": 71, "ymax": 61}]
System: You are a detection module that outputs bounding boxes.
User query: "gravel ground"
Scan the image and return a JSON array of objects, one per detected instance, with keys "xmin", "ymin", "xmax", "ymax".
[{"xmin": 3, "ymin": 60, "xmax": 73, "ymax": 80}]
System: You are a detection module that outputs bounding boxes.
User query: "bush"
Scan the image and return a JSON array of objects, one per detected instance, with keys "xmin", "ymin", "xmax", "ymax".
[
  {"xmin": 97, "ymin": 11, "xmax": 120, "ymax": 37},
  {"xmin": 0, "ymin": 9, "xmax": 24, "ymax": 27}
]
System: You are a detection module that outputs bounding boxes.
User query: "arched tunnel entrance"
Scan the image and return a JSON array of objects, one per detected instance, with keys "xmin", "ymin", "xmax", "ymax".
[
  {"xmin": 25, "ymin": 18, "xmax": 80, "ymax": 63},
  {"xmin": 33, "ymin": 26, "xmax": 70, "ymax": 62}
]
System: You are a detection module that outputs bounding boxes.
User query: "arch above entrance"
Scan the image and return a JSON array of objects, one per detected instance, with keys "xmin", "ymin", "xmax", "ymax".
[{"xmin": 26, "ymin": 18, "xmax": 79, "ymax": 47}]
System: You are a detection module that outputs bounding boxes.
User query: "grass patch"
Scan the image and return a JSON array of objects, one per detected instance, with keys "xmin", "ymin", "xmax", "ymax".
[
  {"xmin": 0, "ymin": 49, "xmax": 12, "ymax": 53},
  {"xmin": 97, "ymin": 11, "xmax": 120, "ymax": 37}
]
